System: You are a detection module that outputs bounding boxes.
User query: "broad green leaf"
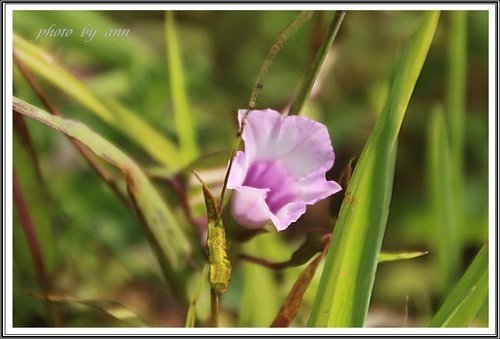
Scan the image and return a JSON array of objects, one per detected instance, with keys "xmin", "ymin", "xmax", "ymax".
[
  {"xmin": 378, "ymin": 250, "xmax": 429, "ymax": 263},
  {"xmin": 429, "ymin": 244, "xmax": 488, "ymax": 327},
  {"xmin": 427, "ymin": 107, "xmax": 460, "ymax": 292},
  {"xmin": 271, "ymin": 254, "xmax": 323, "ymax": 327},
  {"xmin": 165, "ymin": 11, "xmax": 199, "ymax": 163},
  {"xmin": 13, "ymin": 97, "xmax": 191, "ymax": 302},
  {"xmin": 308, "ymin": 11, "xmax": 440, "ymax": 327},
  {"xmin": 13, "ymin": 34, "xmax": 181, "ymax": 168},
  {"xmin": 196, "ymin": 175, "xmax": 231, "ymax": 294}
]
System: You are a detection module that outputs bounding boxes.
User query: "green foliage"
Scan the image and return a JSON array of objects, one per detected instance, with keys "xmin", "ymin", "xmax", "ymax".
[
  {"xmin": 12, "ymin": 10, "xmax": 489, "ymax": 329},
  {"xmin": 13, "ymin": 34, "xmax": 181, "ymax": 168},
  {"xmin": 308, "ymin": 12, "xmax": 440, "ymax": 327},
  {"xmin": 427, "ymin": 107, "xmax": 460, "ymax": 292},
  {"xmin": 429, "ymin": 244, "xmax": 488, "ymax": 327},
  {"xmin": 13, "ymin": 97, "xmax": 191, "ymax": 303},
  {"xmin": 165, "ymin": 11, "xmax": 199, "ymax": 163}
]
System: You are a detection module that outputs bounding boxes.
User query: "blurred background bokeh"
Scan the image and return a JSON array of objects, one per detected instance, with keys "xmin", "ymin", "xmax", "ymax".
[{"xmin": 13, "ymin": 10, "xmax": 489, "ymax": 327}]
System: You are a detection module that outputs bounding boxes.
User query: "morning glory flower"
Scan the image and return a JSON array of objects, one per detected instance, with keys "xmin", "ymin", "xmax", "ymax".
[{"xmin": 227, "ymin": 109, "xmax": 341, "ymax": 231}]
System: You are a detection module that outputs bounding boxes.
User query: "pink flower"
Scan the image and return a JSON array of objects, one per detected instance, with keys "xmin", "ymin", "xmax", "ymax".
[{"xmin": 227, "ymin": 109, "xmax": 341, "ymax": 231}]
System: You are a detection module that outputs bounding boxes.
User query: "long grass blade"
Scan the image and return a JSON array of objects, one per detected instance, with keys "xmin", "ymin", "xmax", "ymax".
[
  {"xmin": 429, "ymin": 244, "xmax": 488, "ymax": 327},
  {"xmin": 427, "ymin": 107, "xmax": 460, "ymax": 292},
  {"xmin": 165, "ymin": 11, "xmax": 199, "ymax": 163},
  {"xmin": 288, "ymin": 11, "xmax": 346, "ymax": 116},
  {"xmin": 13, "ymin": 97, "xmax": 191, "ymax": 304},
  {"xmin": 446, "ymin": 10, "xmax": 467, "ymax": 265},
  {"xmin": 13, "ymin": 34, "xmax": 181, "ymax": 168},
  {"xmin": 308, "ymin": 11, "xmax": 440, "ymax": 327}
]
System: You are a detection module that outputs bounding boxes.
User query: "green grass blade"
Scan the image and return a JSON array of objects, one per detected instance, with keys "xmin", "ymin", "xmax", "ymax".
[
  {"xmin": 165, "ymin": 11, "xmax": 199, "ymax": 163},
  {"xmin": 13, "ymin": 34, "xmax": 181, "ymax": 168},
  {"xmin": 288, "ymin": 11, "xmax": 345, "ymax": 116},
  {"xmin": 429, "ymin": 244, "xmax": 488, "ymax": 327},
  {"xmin": 13, "ymin": 97, "xmax": 191, "ymax": 303},
  {"xmin": 427, "ymin": 107, "xmax": 460, "ymax": 292},
  {"xmin": 446, "ymin": 10, "xmax": 467, "ymax": 261},
  {"xmin": 308, "ymin": 11, "xmax": 440, "ymax": 327},
  {"xmin": 378, "ymin": 250, "xmax": 429, "ymax": 263}
]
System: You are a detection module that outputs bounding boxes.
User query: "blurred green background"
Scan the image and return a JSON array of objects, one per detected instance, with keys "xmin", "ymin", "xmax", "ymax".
[{"xmin": 13, "ymin": 10, "xmax": 488, "ymax": 327}]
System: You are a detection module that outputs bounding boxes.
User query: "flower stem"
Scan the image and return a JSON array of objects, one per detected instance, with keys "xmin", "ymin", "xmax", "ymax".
[
  {"xmin": 209, "ymin": 289, "xmax": 220, "ymax": 327},
  {"xmin": 288, "ymin": 10, "xmax": 346, "ymax": 116}
]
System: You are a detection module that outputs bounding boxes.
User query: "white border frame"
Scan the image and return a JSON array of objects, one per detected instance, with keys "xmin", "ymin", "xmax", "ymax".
[{"xmin": 3, "ymin": 2, "xmax": 497, "ymax": 336}]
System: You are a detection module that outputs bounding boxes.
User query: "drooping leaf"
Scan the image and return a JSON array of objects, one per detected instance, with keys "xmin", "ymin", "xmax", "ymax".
[
  {"xmin": 13, "ymin": 97, "xmax": 191, "ymax": 303},
  {"xmin": 308, "ymin": 12, "xmax": 440, "ymax": 327},
  {"xmin": 429, "ymin": 244, "xmax": 488, "ymax": 327}
]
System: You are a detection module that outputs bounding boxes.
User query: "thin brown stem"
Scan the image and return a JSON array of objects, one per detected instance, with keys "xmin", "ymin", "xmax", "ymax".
[
  {"xmin": 239, "ymin": 254, "xmax": 290, "ymax": 270},
  {"xmin": 13, "ymin": 172, "xmax": 61, "ymax": 326},
  {"xmin": 248, "ymin": 11, "xmax": 313, "ymax": 109}
]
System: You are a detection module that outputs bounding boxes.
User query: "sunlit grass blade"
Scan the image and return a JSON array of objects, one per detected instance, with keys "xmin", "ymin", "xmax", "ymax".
[
  {"xmin": 427, "ymin": 107, "xmax": 460, "ymax": 292},
  {"xmin": 13, "ymin": 34, "xmax": 181, "ymax": 168},
  {"xmin": 378, "ymin": 250, "xmax": 429, "ymax": 263},
  {"xmin": 429, "ymin": 244, "xmax": 488, "ymax": 327},
  {"xmin": 308, "ymin": 11, "xmax": 440, "ymax": 327},
  {"xmin": 13, "ymin": 97, "xmax": 191, "ymax": 304},
  {"xmin": 165, "ymin": 11, "xmax": 199, "ymax": 164}
]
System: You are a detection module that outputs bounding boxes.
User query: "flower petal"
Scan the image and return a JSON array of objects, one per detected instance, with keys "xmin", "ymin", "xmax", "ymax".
[
  {"xmin": 239, "ymin": 109, "xmax": 335, "ymax": 179},
  {"xmin": 272, "ymin": 201, "xmax": 307, "ymax": 231},
  {"xmin": 227, "ymin": 151, "xmax": 248, "ymax": 189},
  {"xmin": 297, "ymin": 173, "xmax": 342, "ymax": 205},
  {"xmin": 231, "ymin": 186, "xmax": 273, "ymax": 229}
]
